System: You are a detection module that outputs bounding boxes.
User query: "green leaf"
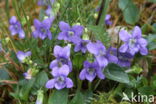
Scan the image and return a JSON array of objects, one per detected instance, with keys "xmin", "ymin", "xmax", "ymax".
[
  {"xmin": 87, "ymin": 25, "xmax": 110, "ymax": 47},
  {"xmin": 19, "ymin": 78, "xmax": 36, "ymax": 101},
  {"xmin": 0, "ymin": 69, "xmax": 10, "ymax": 80},
  {"xmin": 138, "ymin": 86, "xmax": 155, "ymax": 95},
  {"xmin": 69, "ymin": 91, "xmax": 84, "ymax": 104},
  {"xmin": 104, "ymin": 63, "xmax": 129, "ymax": 83},
  {"xmin": 34, "ymin": 71, "xmax": 49, "ymax": 89},
  {"xmin": 72, "ymin": 53, "xmax": 86, "ymax": 70},
  {"xmin": 118, "ymin": 0, "xmax": 130, "ymax": 10},
  {"xmin": 146, "ymin": 34, "xmax": 156, "ymax": 50},
  {"xmin": 118, "ymin": 0, "xmax": 140, "ymax": 25},
  {"xmin": 69, "ymin": 90, "xmax": 93, "ymax": 104},
  {"xmin": 48, "ymin": 89, "xmax": 68, "ymax": 104}
]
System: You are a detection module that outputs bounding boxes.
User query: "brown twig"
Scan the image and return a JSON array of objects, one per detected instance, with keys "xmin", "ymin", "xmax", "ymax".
[{"xmin": 0, "ymin": 80, "xmax": 18, "ymax": 84}]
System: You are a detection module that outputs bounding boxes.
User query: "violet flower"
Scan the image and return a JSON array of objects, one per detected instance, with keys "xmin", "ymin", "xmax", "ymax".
[
  {"xmin": 105, "ymin": 14, "xmax": 112, "ymax": 25},
  {"xmin": 86, "ymin": 41, "xmax": 108, "ymax": 67},
  {"xmin": 105, "ymin": 47, "xmax": 118, "ymax": 64},
  {"xmin": 23, "ymin": 72, "xmax": 32, "ymax": 80},
  {"xmin": 46, "ymin": 65, "xmax": 73, "ymax": 90},
  {"xmin": 45, "ymin": 6, "xmax": 53, "ymax": 17},
  {"xmin": 16, "ymin": 51, "xmax": 31, "ymax": 62},
  {"xmin": 74, "ymin": 39, "xmax": 90, "ymax": 53},
  {"xmin": 58, "ymin": 21, "xmax": 84, "ymax": 43},
  {"xmin": 32, "ymin": 18, "xmax": 54, "ymax": 40},
  {"xmin": 119, "ymin": 26, "xmax": 148, "ymax": 55},
  {"xmin": 9, "ymin": 16, "xmax": 25, "ymax": 39},
  {"xmin": 79, "ymin": 61, "xmax": 105, "ymax": 82},
  {"xmin": 50, "ymin": 45, "xmax": 72, "ymax": 71},
  {"xmin": 110, "ymin": 47, "xmax": 133, "ymax": 67}
]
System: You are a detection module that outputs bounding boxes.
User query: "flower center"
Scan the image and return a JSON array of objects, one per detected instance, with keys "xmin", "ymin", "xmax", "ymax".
[
  {"xmin": 82, "ymin": 41, "xmax": 87, "ymax": 46},
  {"xmin": 68, "ymin": 31, "xmax": 74, "ymax": 36},
  {"xmin": 88, "ymin": 68, "xmax": 95, "ymax": 75},
  {"xmin": 41, "ymin": 28, "xmax": 46, "ymax": 33},
  {"xmin": 14, "ymin": 24, "xmax": 19, "ymax": 31},
  {"xmin": 57, "ymin": 76, "xmax": 65, "ymax": 84},
  {"xmin": 129, "ymin": 38, "xmax": 136, "ymax": 47},
  {"xmin": 98, "ymin": 50, "xmax": 105, "ymax": 57},
  {"xmin": 118, "ymin": 55, "xmax": 128, "ymax": 61},
  {"xmin": 58, "ymin": 58, "xmax": 68, "ymax": 67}
]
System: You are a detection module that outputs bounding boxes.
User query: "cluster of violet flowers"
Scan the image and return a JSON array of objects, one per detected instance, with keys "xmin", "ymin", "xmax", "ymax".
[
  {"xmin": 46, "ymin": 45, "xmax": 73, "ymax": 90},
  {"xmin": 8, "ymin": 0, "xmax": 148, "ymax": 90},
  {"xmin": 44, "ymin": 21, "xmax": 148, "ymax": 90}
]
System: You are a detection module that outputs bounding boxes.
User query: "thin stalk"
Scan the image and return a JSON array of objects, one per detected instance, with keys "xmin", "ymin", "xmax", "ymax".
[
  {"xmin": 88, "ymin": 82, "xmax": 92, "ymax": 91},
  {"xmin": 20, "ymin": 2, "xmax": 32, "ymax": 34},
  {"xmin": 5, "ymin": 0, "xmax": 10, "ymax": 20},
  {"xmin": 12, "ymin": 0, "xmax": 21, "ymax": 21},
  {"xmin": 93, "ymin": 79, "xmax": 101, "ymax": 91},
  {"xmin": 96, "ymin": 0, "xmax": 110, "ymax": 26}
]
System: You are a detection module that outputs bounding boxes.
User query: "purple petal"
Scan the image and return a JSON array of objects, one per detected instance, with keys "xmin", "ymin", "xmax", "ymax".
[
  {"xmin": 32, "ymin": 31, "xmax": 39, "ymax": 38},
  {"xmin": 25, "ymin": 51, "xmax": 31, "ymax": 57},
  {"xmin": 86, "ymin": 73, "xmax": 96, "ymax": 82},
  {"xmin": 132, "ymin": 26, "xmax": 141, "ymax": 39},
  {"xmin": 70, "ymin": 36, "xmax": 82, "ymax": 44},
  {"xmin": 47, "ymin": 31, "xmax": 52, "ymax": 40},
  {"xmin": 119, "ymin": 30, "xmax": 131, "ymax": 42},
  {"xmin": 72, "ymin": 25, "xmax": 84, "ymax": 36},
  {"xmin": 138, "ymin": 38, "xmax": 147, "ymax": 47},
  {"xmin": 55, "ymin": 83, "xmax": 65, "ymax": 90},
  {"xmin": 74, "ymin": 45, "xmax": 81, "ymax": 52},
  {"xmin": 108, "ymin": 54, "xmax": 118, "ymax": 63},
  {"xmin": 67, "ymin": 61, "xmax": 72, "ymax": 72},
  {"xmin": 9, "ymin": 16, "xmax": 17, "ymax": 24},
  {"xmin": 140, "ymin": 47, "xmax": 148, "ymax": 55},
  {"xmin": 96, "ymin": 69, "xmax": 105, "ymax": 79},
  {"xmin": 9, "ymin": 26, "xmax": 17, "ymax": 35},
  {"xmin": 105, "ymin": 14, "xmax": 111, "ymax": 21},
  {"xmin": 39, "ymin": 33, "xmax": 46, "ymax": 40},
  {"xmin": 66, "ymin": 78, "xmax": 73, "ymax": 88},
  {"xmin": 58, "ymin": 65, "xmax": 70, "ymax": 76},
  {"xmin": 96, "ymin": 56, "xmax": 108, "ymax": 67},
  {"xmin": 58, "ymin": 32, "xmax": 68, "ymax": 40},
  {"xmin": 129, "ymin": 48, "xmax": 137, "ymax": 55},
  {"xmin": 46, "ymin": 79, "xmax": 55, "ymax": 89},
  {"xmin": 62, "ymin": 46, "xmax": 70, "ymax": 58},
  {"xmin": 16, "ymin": 51, "xmax": 26, "ymax": 62},
  {"xmin": 34, "ymin": 19, "xmax": 41, "ymax": 29},
  {"xmin": 45, "ymin": 6, "xmax": 52, "ymax": 17},
  {"xmin": 105, "ymin": 20, "xmax": 112, "ymax": 25},
  {"xmin": 51, "ymin": 67, "xmax": 59, "ymax": 77},
  {"xmin": 50, "ymin": 60, "xmax": 58, "ymax": 69},
  {"xmin": 87, "ymin": 42, "xmax": 99, "ymax": 55},
  {"xmin": 83, "ymin": 61, "xmax": 90, "ymax": 68},
  {"xmin": 79, "ymin": 69, "xmax": 86, "ymax": 80},
  {"xmin": 119, "ymin": 44, "xmax": 128, "ymax": 53},
  {"xmin": 59, "ymin": 21, "xmax": 70, "ymax": 31},
  {"xmin": 19, "ymin": 30, "xmax": 25, "ymax": 39},
  {"xmin": 43, "ymin": 18, "xmax": 52, "ymax": 29},
  {"xmin": 54, "ymin": 45, "xmax": 62, "ymax": 57},
  {"xmin": 118, "ymin": 60, "xmax": 131, "ymax": 67}
]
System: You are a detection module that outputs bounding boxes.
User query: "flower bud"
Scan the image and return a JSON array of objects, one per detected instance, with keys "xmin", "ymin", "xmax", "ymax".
[
  {"xmin": 94, "ymin": 13, "xmax": 98, "ymax": 19},
  {"xmin": 35, "ymin": 90, "xmax": 44, "ymax": 104}
]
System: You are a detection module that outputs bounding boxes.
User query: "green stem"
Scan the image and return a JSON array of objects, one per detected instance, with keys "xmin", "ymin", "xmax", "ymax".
[
  {"xmin": 98, "ymin": 0, "xmax": 110, "ymax": 27},
  {"xmin": 94, "ymin": 79, "xmax": 101, "ymax": 91},
  {"xmin": 108, "ymin": 83, "xmax": 124, "ymax": 101},
  {"xmin": 88, "ymin": 82, "xmax": 92, "ymax": 91}
]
